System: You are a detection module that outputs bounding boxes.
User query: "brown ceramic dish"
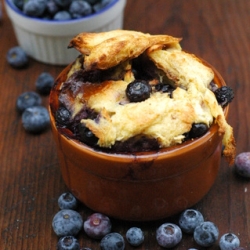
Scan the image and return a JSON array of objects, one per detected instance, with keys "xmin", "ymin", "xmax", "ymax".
[{"xmin": 49, "ymin": 60, "xmax": 228, "ymax": 221}]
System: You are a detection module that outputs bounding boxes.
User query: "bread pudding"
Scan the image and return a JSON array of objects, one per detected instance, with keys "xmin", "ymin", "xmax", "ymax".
[{"xmin": 49, "ymin": 30, "xmax": 236, "ymax": 165}]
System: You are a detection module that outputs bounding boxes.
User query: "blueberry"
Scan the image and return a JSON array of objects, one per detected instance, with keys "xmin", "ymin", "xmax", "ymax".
[
  {"xmin": 58, "ymin": 192, "xmax": 78, "ymax": 210},
  {"xmin": 178, "ymin": 209, "xmax": 204, "ymax": 234},
  {"xmin": 235, "ymin": 152, "xmax": 250, "ymax": 178},
  {"xmin": 57, "ymin": 236, "xmax": 80, "ymax": 250},
  {"xmin": 93, "ymin": 0, "xmax": 113, "ymax": 12},
  {"xmin": 13, "ymin": 0, "xmax": 24, "ymax": 10},
  {"xmin": 214, "ymin": 86, "xmax": 234, "ymax": 107},
  {"xmin": 52, "ymin": 209, "xmax": 83, "ymax": 237},
  {"xmin": 84, "ymin": 213, "xmax": 111, "ymax": 239},
  {"xmin": 156, "ymin": 223, "xmax": 182, "ymax": 248},
  {"xmin": 78, "ymin": 123, "xmax": 98, "ymax": 146},
  {"xmin": 6, "ymin": 46, "xmax": 29, "ymax": 69},
  {"xmin": 85, "ymin": 0, "xmax": 99, "ymax": 4},
  {"xmin": 69, "ymin": 0, "xmax": 92, "ymax": 19},
  {"xmin": 46, "ymin": 0, "xmax": 60, "ymax": 16},
  {"xmin": 36, "ymin": 72, "xmax": 54, "ymax": 95},
  {"xmin": 23, "ymin": 0, "xmax": 47, "ymax": 17},
  {"xmin": 54, "ymin": 0, "xmax": 72, "ymax": 7},
  {"xmin": 155, "ymin": 83, "xmax": 175, "ymax": 97},
  {"xmin": 55, "ymin": 107, "xmax": 71, "ymax": 126},
  {"xmin": 126, "ymin": 227, "xmax": 144, "ymax": 247},
  {"xmin": 22, "ymin": 106, "xmax": 50, "ymax": 133},
  {"xmin": 16, "ymin": 91, "xmax": 42, "ymax": 113},
  {"xmin": 187, "ymin": 123, "xmax": 208, "ymax": 139},
  {"xmin": 100, "ymin": 232, "xmax": 125, "ymax": 250},
  {"xmin": 193, "ymin": 221, "xmax": 219, "ymax": 247},
  {"xmin": 54, "ymin": 10, "xmax": 72, "ymax": 20},
  {"xmin": 126, "ymin": 80, "xmax": 152, "ymax": 103},
  {"xmin": 219, "ymin": 233, "xmax": 240, "ymax": 250}
]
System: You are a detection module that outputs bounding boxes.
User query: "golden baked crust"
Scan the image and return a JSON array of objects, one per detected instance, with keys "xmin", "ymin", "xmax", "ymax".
[
  {"xmin": 68, "ymin": 30, "xmax": 181, "ymax": 70},
  {"xmin": 66, "ymin": 30, "xmax": 236, "ymax": 165}
]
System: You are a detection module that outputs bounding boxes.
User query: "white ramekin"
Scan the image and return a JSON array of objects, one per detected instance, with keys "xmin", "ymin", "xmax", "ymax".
[{"xmin": 4, "ymin": 0, "xmax": 127, "ymax": 65}]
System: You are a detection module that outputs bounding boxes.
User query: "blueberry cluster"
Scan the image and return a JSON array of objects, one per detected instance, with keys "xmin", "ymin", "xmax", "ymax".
[
  {"xmin": 52, "ymin": 192, "xmax": 245, "ymax": 250},
  {"xmin": 8, "ymin": 49, "xmax": 54, "ymax": 133},
  {"xmin": 13, "ymin": 0, "xmax": 115, "ymax": 21}
]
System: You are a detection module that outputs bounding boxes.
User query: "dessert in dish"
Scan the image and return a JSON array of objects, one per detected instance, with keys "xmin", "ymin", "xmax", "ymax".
[{"xmin": 50, "ymin": 30, "xmax": 236, "ymax": 165}]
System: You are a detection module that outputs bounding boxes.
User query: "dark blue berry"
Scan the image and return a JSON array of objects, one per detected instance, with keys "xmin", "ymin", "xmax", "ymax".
[
  {"xmin": 36, "ymin": 72, "xmax": 54, "ymax": 95},
  {"xmin": 52, "ymin": 209, "xmax": 83, "ymax": 237},
  {"xmin": 214, "ymin": 86, "xmax": 234, "ymax": 107},
  {"xmin": 13, "ymin": 0, "xmax": 24, "ymax": 10},
  {"xmin": 57, "ymin": 236, "xmax": 80, "ymax": 250},
  {"xmin": 6, "ymin": 46, "xmax": 29, "ymax": 69},
  {"xmin": 22, "ymin": 106, "xmax": 50, "ymax": 133},
  {"xmin": 84, "ymin": 213, "xmax": 111, "ymax": 239},
  {"xmin": 126, "ymin": 227, "xmax": 144, "ymax": 247},
  {"xmin": 78, "ymin": 123, "xmax": 98, "ymax": 146},
  {"xmin": 155, "ymin": 83, "xmax": 174, "ymax": 97},
  {"xmin": 46, "ymin": 0, "xmax": 60, "ymax": 16},
  {"xmin": 85, "ymin": 0, "xmax": 99, "ymax": 4},
  {"xmin": 193, "ymin": 221, "xmax": 219, "ymax": 247},
  {"xmin": 188, "ymin": 123, "xmax": 208, "ymax": 139},
  {"xmin": 219, "ymin": 233, "xmax": 240, "ymax": 250},
  {"xmin": 58, "ymin": 192, "xmax": 78, "ymax": 210},
  {"xmin": 178, "ymin": 209, "xmax": 204, "ymax": 234},
  {"xmin": 126, "ymin": 80, "xmax": 152, "ymax": 103},
  {"xmin": 69, "ymin": 0, "xmax": 92, "ymax": 19},
  {"xmin": 23, "ymin": 0, "xmax": 47, "ymax": 17},
  {"xmin": 156, "ymin": 223, "xmax": 182, "ymax": 248},
  {"xmin": 54, "ymin": 11, "xmax": 72, "ymax": 20},
  {"xmin": 54, "ymin": 0, "xmax": 72, "ymax": 7},
  {"xmin": 235, "ymin": 152, "xmax": 250, "ymax": 178},
  {"xmin": 100, "ymin": 232, "xmax": 125, "ymax": 250},
  {"xmin": 16, "ymin": 91, "xmax": 42, "ymax": 113},
  {"xmin": 93, "ymin": 0, "xmax": 113, "ymax": 12},
  {"xmin": 55, "ymin": 107, "xmax": 71, "ymax": 126}
]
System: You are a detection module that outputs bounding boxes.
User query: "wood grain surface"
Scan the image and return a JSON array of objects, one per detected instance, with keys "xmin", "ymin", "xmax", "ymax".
[{"xmin": 0, "ymin": 0, "xmax": 250, "ymax": 249}]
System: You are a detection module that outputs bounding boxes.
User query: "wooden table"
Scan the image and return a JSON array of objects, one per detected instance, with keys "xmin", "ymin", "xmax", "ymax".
[{"xmin": 1, "ymin": 0, "xmax": 250, "ymax": 249}]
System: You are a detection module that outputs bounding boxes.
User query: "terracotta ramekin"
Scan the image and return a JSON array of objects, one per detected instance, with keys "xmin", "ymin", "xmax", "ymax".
[{"xmin": 49, "ymin": 61, "xmax": 228, "ymax": 221}]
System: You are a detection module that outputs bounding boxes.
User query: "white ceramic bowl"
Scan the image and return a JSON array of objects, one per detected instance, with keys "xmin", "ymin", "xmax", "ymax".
[{"xmin": 5, "ymin": 0, "xmax": 127, "ymax": 65}]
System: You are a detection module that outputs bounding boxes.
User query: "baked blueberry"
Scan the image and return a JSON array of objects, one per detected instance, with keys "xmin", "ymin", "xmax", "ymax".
[
  {"xmin": 178, "ymin": 209, "xmax": 204, "ymax": 234},
  {"xmin": 126, "ymin": 227, "xmax": 144, "ymax": 247},
  {"xmin": 235, "ymin": 152, "xmax": 250, "ymax": 178},
  {"xmin": 126, "ymin": 80, "xmax": 152, "ymax": 102},
  {"xmin": 100, "ymin": 232, "xmax": 125, "ymax": 250},
  {"xmin": 78, "ymin": 123, "xmax": 98, "ymax": 146},
  {"xmin": 58, "ymin": 192, "xmax": 78, "ymax": 210},
  {"xmin": 35, "ymin": 72, "xmax": 54, "ymax": 95},
  {"xmin": 6, "ymin": 46, "xmax": 29, "ymax": 69},
  {"xmin": 188, "ymin": 123, "xmax": 209, "ymax": 139},
  {"xmin": 55, "ymin": 107, "xmax": 71, "ymax": 126},
  {"xmin": 214, "ymin": 86, "xmax": 234, "ymax": 107},
  {"xmin": 54, "ymin": 11, "xmax": 72, "ymax": 20},
  {"xmin": 16, "ymin": 91, "xmax": 42, "ymax": 113},
  {"xmin": 69, "ymin": 0, "xmax": 92, "ymax": 19},
  {"xmin": 22, "ymin": 106, "xmax": 50, "ymax": 133},
  {"xmin": 219, "ymin": 233, "xmax": 240, "ymax": 250},
  {"xmin": 23, "ymin": 0, "xmax": 47, "ymax": 17},
  {"xmin": 52, "ymin": 209, "xmax": 83, "ymax": 237},
  {"xmin": 156, "ymin": 223, "xmax": 182, "ymax": 248},
  {"xmin": 84, "ymin": 213, "xmax": 111, "ymax": 239},
  {"xmin": 193, "ymin": 221, "xmax": 219, "ymax": 247},
  {"xmin": 57, "ymin": 236, "xmax": 80, "ymax": 250}
]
